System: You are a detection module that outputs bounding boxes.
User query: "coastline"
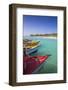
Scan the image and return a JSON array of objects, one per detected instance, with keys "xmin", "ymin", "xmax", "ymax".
[
  {"xmin": 40, "ymin": 36, "xmax": 57, "ymax": 39},
  {"xmin": 31, "ymin": 36, "xmax": 57, "ymax": 39}
]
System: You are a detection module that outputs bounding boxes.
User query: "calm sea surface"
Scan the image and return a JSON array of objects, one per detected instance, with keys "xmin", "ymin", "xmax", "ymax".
[{"xmin": 24, "ymin": 36, "xmax": 57, "ymax": 74}]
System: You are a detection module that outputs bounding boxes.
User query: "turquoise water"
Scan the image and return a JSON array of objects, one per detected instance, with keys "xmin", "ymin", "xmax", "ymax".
[{"xmin": 24, "ymin": 36, "xmax": 57, "ymax": 74}]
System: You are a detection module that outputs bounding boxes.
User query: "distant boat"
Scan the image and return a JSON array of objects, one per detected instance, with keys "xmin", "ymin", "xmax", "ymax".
[
  {"xmin": 23, "ymin": 40, "xmax": 40, "ymax": 54},
  {"xmin": 23, "ymin": 55, "xmax": 51, "ymax": 74}
]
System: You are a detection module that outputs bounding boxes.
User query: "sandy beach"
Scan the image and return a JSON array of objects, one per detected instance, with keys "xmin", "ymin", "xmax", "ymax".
[
  {"xmin": 32, "ymin": 36, "xmax": 57, "ymax": 39},
  {"xmin": 41, "ymin": 36, "xmax": 57, "ymax": 39}
]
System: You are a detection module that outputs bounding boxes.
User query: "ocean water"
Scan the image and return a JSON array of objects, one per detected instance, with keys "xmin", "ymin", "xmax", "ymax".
[{"xmin": 24, "ymin": 36, "xmax": 57, "ymax": 74}]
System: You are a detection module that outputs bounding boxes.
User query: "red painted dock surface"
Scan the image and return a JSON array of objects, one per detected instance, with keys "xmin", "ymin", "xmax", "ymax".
[{"xmin": 23, "ymin": 55, "xmax": 49, "ymax": 74}]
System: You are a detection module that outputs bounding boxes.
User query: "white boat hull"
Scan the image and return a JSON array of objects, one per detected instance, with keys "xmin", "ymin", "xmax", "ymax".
[{"xmin": 26, "ymin": 44, "xmax": 40, "ymax": 54}]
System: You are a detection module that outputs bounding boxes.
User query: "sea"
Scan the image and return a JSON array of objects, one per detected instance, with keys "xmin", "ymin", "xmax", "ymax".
[{"xmin": 24, "ymin": 36, "xmax": 57, "ymax": 74}]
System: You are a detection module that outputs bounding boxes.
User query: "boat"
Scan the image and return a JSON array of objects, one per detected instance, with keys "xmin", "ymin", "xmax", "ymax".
[
  {"xmin": 23, "ymin": 39, "xmax": 40, "ymax": 54},
  {"xmin": 26, "ymin": 43, "xmax": 40, "ymax": 54},
  {"xmin": 23, "ymin": 55, "xmax": 51, "ymax": 74}
]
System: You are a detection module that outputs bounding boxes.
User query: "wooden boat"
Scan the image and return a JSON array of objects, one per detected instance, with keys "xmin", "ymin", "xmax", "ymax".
[
  {"xmin": 23, "ymin": 40, "xmax": 40, "ymax": 54},
  {"xmin": 23, "ymin": 55, "xmax": 50, "ymax": 74}
]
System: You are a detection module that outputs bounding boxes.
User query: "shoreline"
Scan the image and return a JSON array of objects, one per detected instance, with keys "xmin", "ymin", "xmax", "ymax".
[
  {"xmin": 31, "ymin": 36, "xmax": 57, "ymax": 39},
  {"xmin": 41, "ymin": 36, "xmax": 57, "ymax": 39},
  {"xmin": 24, "ymin": 36, "xmax": 57, "ymax": 39}
]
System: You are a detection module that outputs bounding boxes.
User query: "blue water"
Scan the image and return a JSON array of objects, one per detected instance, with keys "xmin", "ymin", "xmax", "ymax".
[{"xmin": 24, "ymin": 36, "xmax": 57, "ymax": 74}]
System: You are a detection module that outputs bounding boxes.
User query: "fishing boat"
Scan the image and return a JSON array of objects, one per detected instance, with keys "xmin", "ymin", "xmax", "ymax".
[
  {"xmin": 23, "ymin": 55, "xmax": 50, "ymax": 74},
  {"xmin": 23, "ymin": 39, "xmax": 40, "ymax": 54}
]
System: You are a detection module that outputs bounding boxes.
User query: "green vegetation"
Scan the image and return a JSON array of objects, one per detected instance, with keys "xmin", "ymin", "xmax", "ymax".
[{"xmin": 30, "ymin": 33, "xmax": 57, "ymax": 37}]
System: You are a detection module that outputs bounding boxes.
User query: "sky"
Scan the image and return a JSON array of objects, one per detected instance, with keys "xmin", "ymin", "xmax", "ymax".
[{"xmin": 23, "ymin": 15, "xmax": 57, "ymax": 36}]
